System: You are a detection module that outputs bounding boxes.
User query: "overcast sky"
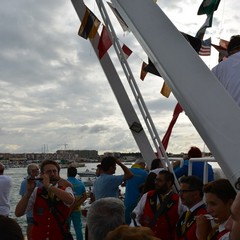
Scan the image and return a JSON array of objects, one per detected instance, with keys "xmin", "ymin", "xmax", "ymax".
[{"xmin": 0, "ymin": 0, "xmax": 239, "ymax": 155}]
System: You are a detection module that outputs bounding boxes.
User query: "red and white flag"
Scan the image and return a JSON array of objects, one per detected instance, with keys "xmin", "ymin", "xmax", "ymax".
[{"xmin": 122, "ymin": 44, "xmax": 132, "ymax": 59}]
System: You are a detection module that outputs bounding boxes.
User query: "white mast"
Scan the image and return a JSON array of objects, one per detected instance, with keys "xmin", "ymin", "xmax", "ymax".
[{"xmin": 71, "ymin": 0, "xmax": 156, "ymax": 164}]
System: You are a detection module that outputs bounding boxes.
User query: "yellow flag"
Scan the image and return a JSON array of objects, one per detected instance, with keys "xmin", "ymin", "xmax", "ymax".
[{"xmin": 160, "ymin": 82, "xmax": 171, "ymax": 98}]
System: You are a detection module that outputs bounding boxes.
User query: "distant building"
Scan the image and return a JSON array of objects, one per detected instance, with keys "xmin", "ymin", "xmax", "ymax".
[
  {"xmin": 103, "ymin": 152, "xmax": 121, "ymax": 158},
  {"xmin": 56, "ymin": 149, "xmax": 98, "ymax": 160},
  {"xmin": 77, "ymin": 150, "xmax": 98, "ymax": 159}
]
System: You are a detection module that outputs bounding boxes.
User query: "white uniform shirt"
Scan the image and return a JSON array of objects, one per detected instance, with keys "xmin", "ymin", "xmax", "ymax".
[
  {"xmin": 130, "ymin": 190, "xmax": 184, "ymax": 226},
  {"xmin": 0, "ymin": 175, "xmax": 12, "ymax": 216},
  {"xmin": 212, "ymin": 51, "xmax": 240, "ymax": 107}
]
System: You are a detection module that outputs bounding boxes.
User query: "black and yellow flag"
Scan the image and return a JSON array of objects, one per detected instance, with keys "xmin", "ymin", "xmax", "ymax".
[{"xmin": 78, "ymin": 7, "xmax": 101, "ymax": 39}]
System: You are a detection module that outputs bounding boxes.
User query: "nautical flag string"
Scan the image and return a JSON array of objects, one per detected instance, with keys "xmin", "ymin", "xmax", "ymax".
[
  {"xmin": 144, "ymin": 58, "xmax": 161, "ymax": 77},
  {"xmin": 140, "ymin": 62, "xmax": 148, "ymax": 81},
  {"xmin": 98, "ymin": 25, "xmax": 112, "ymax": 59},
  {"xmin": 78, "ymin": 6, "xmax": 101, "ymax": 39},
  {"xmin": 160, "ymin": 82, "xmax": 171, "ymax": 98},
  {"xmin": 122, "ymin": 44, "xmax": 132, "ymax": 59}
]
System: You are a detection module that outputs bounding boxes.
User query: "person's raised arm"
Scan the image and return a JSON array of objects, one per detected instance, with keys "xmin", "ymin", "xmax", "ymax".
[
  {"xmin": 115, "ymin": 159, "xmax": 133, "ymax": 181},
  {"xmin": 15, "ymin": 179, "xmax": 36, "ymax": 217}
]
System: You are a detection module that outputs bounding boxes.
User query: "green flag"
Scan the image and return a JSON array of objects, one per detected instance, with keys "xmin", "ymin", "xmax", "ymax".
[
  {"xmin": 196, "ymin": 0, "xmax": 221, "ymax": 39},
  {"xmin": 197, "ymin": 0, "xmax": 221, "ymax": 15},
  {"xmin": 195, "ymin": 14, "xmax": 213, "ymax": 39}
]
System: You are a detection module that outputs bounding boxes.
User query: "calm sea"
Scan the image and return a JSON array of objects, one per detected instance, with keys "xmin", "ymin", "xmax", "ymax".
[{"xmin": 5, "ymin": 162, "xmax": 100, "ymax": 238}]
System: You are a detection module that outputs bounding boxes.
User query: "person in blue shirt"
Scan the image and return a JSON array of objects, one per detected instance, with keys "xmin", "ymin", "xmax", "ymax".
[
  {"xmin": 67, "ymin": 166, "xmax": 87, "ymax": 240},
  {"xmin": 19, "ymin": 163, "xmax": 40, "ymax": 240},
  {"xmin": 124, "ymin": 159, "xmax": 148, "ymax": 224},
  {"xmin": 93, "ymin": 156, "xmax": 133, "ymax": 200},
  {"xmin": 174, "ymin": 146, "xmax": 214, "ymax": 182}
]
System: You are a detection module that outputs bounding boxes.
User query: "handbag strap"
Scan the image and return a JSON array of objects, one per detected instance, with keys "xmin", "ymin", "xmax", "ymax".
[{"xmin": 47, "ymin": 198, "xmax": 68, "ymax": 236}]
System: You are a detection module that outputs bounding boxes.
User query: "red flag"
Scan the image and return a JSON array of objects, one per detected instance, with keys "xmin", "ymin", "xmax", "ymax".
[
  {"xmin": 162, "ymin": 103, "xmax": 183, "ymax": 150},
  {"xmin": 122, "ymin": 44, "xmax": 132, "ymax": 59},
  {"xmin": 98, "ymin": 26, "xmax": 112, "ymax": 59},
  {"xmin": 140, "ymin": 62, "xmax": 148, "ymax": 81}
]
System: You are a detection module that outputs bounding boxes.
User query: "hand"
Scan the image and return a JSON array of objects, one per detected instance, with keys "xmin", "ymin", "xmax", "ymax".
[
  {"xmin": 26, "ymin": 177, "xmax": 36, "ymax": 193},
  {"xmin": 115, "ymin": 159, "xmax": 122, "ymax": 165},
  {"xmin": 41, "ymin": 173, "xmax": 50, "ymax": 189},
  {"xmin": 196, "ymin": 214, "xmax": 212, "ymax": 239}
]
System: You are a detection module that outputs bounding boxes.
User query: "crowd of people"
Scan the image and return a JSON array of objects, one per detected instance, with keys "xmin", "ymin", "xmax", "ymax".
[{"xmin": 1, "ymin": 145, "xmax": 240, "ymax": 240}]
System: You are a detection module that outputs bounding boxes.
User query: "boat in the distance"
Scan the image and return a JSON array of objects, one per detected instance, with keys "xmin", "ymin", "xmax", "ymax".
[{"xmin": 77, "ymin": 169, "xmax": 96, "ymax": 187}]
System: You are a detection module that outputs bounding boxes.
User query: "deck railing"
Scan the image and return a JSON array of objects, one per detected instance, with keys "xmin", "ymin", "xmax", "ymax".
[{"xmin": 168, "ymin": 157, "xmax": 225, "ymax": 184}]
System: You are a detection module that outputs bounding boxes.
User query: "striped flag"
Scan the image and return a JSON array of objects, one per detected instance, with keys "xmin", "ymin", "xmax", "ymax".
[
  {"xmin": 78, "ymin": 7, "xmax": 101, "ymax": 39},
  {"xmin": 122, "ymin": 44, "xmax": 132, "ymax": 59},
  {"xmin": 98, "ymin": 26, "xmax": 112, "ymax": 59},
  {"xmin": 199, "ymin": 38, "xmax": 211, "ymax": 56}
]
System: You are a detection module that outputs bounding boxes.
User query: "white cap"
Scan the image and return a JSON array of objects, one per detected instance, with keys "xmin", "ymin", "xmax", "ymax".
[{"xmin": 134, "ymin": 159, "xmax": 146, "ymax": 164}]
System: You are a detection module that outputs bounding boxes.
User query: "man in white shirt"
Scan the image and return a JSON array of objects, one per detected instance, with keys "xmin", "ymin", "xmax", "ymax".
[
  {"xmin": 212, "ymin": 35, "xmax": 240, "ymax": 107},
  {"xmin": 0, "ymin": 163, "xmax": 12, "ymax": 216}
]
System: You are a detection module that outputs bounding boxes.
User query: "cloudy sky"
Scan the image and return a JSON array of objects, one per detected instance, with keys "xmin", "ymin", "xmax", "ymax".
[{"xmin": 0, "ymin": 0, "xmax": 239, "ymax": 155}]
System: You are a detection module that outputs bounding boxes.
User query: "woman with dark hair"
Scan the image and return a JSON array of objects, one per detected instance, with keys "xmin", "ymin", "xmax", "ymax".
[
  {"xmin": 141, "ymin": 158, "xmax": 164, "ymax": 195},
  {"xmin": 149, "ymin": 158, "xmax": 164, "ymax": 174}
]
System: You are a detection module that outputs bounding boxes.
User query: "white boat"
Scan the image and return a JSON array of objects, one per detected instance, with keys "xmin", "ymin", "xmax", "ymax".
[
  {"xmin": 77, "ymin": 169, "xmax": 96, "ymax": 187},
  {"xmin": 60, "ymin": 161, "xmax": 85, "ymax": 169}
]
